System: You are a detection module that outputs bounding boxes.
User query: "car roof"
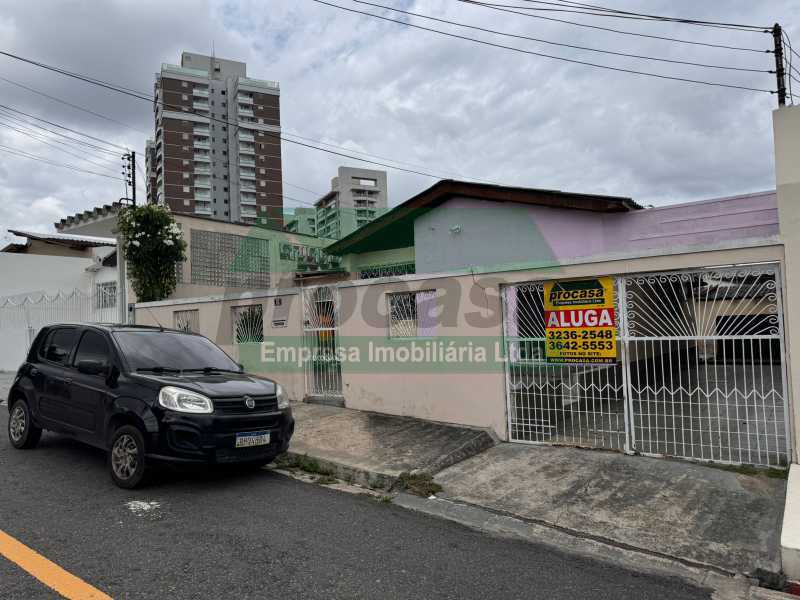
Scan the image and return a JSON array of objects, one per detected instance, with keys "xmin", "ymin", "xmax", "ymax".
[{"xmin": 41, "ymin": 323, "xmax": 198, "ymax": 335}]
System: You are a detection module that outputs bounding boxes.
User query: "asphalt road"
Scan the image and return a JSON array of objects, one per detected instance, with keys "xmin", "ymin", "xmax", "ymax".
[{"xmin": 0, "ymin": 407, "xmax": 711, "ymax": 600}]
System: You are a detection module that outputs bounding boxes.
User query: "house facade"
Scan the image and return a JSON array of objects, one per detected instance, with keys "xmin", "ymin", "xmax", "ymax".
[{"xmin": 134, "ymin": 105, "xmax": 800, "ymax": 510}]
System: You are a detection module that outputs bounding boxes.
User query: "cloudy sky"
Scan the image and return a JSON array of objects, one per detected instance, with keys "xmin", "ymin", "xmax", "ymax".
[{"xmin": 0, "ymin": 0, "xmax": 797, "ymax": 242}]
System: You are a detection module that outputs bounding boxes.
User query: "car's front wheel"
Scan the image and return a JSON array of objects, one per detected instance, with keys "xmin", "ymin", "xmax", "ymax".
[
  {"xmin": 8, "ymin": 398, "xmax": 42, "ymax": 449},
  {"xmin": 109, "ymin": 425, "xmax": 148, "ymax": 489}
]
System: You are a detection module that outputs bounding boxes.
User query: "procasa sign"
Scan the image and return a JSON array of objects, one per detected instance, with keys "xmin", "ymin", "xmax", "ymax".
[{"xmin": 543, "ymin": 277, "xmax": 617, "ymax": 364}]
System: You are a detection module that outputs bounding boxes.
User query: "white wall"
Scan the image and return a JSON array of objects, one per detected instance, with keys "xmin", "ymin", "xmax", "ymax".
[{"xmin": 0, "ymin": 253, "xmax": 95, "ymax": 297}]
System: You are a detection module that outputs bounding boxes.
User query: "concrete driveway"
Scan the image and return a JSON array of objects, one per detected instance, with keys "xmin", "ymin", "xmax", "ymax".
[{"xmin": 435, "ymin": 443, "xmax": 786, "ymax": 578}]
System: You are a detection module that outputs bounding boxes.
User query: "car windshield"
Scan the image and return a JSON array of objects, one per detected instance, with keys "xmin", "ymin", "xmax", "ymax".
[{"xmin": 112, "ymin": 330, "xmax": 240, "ymax": 372}]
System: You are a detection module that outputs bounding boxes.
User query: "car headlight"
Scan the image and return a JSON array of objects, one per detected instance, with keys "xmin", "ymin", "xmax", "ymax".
[
  {"xmin": 158, "ymin": 386, "xmax": 213, "ymax": 414},
  {"xmin": 276, "ymin": 384, "xmax": 289, "ymax": 410}
]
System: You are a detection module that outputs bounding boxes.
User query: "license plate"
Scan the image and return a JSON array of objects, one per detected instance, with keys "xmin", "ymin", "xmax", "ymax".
[{"xmin": 235, "ymin": 431, "xmax": 270, "ymax": 448}]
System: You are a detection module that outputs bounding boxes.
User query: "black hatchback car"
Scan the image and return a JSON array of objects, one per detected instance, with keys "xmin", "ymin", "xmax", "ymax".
[{"xmin": 6, "ymin": 324, "xmax": 294, "ymax": 488}]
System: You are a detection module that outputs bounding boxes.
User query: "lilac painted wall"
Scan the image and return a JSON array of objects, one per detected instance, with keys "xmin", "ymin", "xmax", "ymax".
[
  {"xmin": 536, "ymin": 190, "xmax": 778, "ymax": 261},
  {"xmin": 413, "ymin": 191, "xmax": 778, "ymax": 274}
]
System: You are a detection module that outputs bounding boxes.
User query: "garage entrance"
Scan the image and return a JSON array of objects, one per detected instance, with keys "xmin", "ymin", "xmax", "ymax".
[{"xmin": 502, "ymin": 264, "xmax": 790, "ymax": 468}]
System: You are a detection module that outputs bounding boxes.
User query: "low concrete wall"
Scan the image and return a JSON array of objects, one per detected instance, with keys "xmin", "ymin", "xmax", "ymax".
[{"xmin": 135, "ymin": 289, "xmax": 306, "ymax": 402}]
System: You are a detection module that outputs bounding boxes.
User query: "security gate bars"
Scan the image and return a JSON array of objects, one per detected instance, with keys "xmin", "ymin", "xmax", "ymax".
[
  {"xmin": 302, "ymin": 285, "xmax": 343, "ymax": 399},
  {"xmin": 502, "ymin": 265, "xmax": 790, "ymax": 468}
]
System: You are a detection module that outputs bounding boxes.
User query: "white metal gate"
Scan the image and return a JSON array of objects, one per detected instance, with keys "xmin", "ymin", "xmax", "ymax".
[
  {"xmin": 0, "ymin": 288, "xmax": 120, "ymax": 371},
  {"xmin": 502, "ymin": 264, "xmax": 790, "ymax": 468},
  {"xmin": 302, "ymin": 285, "xmax": 343, "ymax": 399}
]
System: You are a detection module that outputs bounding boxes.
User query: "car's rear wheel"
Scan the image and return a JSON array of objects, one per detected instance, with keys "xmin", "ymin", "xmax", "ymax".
[
  {"xmin": 109, "ymin": 425, "xmax": 148, "ymax": 489},
  {"xmin": 8, "ymin": 398, "xmax": 42, "ymax": 449}
]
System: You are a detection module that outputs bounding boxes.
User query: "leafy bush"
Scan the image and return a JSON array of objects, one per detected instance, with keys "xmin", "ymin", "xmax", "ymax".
[{"xmin": 117, "ymin": 204, "xmax": 187, "ymax": 302}]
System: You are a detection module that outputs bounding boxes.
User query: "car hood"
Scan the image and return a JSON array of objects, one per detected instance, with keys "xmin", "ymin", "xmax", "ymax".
[{"xmin": 131, "ymin": 372, "xmax": 277, "ymax": 398}]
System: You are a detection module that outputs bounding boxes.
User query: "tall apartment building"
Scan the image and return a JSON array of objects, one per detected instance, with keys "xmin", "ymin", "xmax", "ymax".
[
  {"xmin": 144, "ymin": 138, "xmax": 157, "ymax": 203},
  {"xmin": 284, "ymin": 207, "xmax": 317, "ymax": 236},
  {"xmin": 315, "ymin": 167, "xmax": 388, "ymax": 240},
  {"xmin": 150, "ymin": 52, "xmax": 283, "ymax": 226}
]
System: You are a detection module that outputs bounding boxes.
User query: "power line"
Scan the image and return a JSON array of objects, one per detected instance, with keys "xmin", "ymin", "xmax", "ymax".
[
  {"xmin": 0, "ymin": 75, "xmax": 150, "ymax": 135},
  {"xmin": 0, "ymin": 108, "xmax": 122, "ymax": 162},
  {"xmin": 308, "ymin": 0, "xmax": 775, "ymax": 93},
  {"xmin": 470, "ymin": 0, "xmax": 771, "ymax": 31},
  {"xmin": 0, "ymin": 102, "xmax": 129, "ymax": 151},
  {"xmin": 454, "ymin": 0, "xmax": 770, "ymax": 53},
  {"xmin": 0, "ymin": 118, "xmax": 121, "ymax": 172},
  {"xmin": 533, "ymin": 0, "xmax": 771, "ymax": 31},
  {"xmin": 0, "ymin": 105, "xmax": 125, "ymax": 156},
  {"xmin": 349, "ymin": 0, "xmax": 769, "ymax": 73},
  {"xmin": 0, "ymin": 143, "xmax": 123, "ymax": 180}
]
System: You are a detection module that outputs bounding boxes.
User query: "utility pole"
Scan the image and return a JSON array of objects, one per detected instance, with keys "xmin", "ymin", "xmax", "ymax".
[
  {"xmin": 773, "ymin": 23, "xmax": 787, "ymax": 107},
  {"xmin": 122, "ymin": 152, "xmax": 137, "ymax": 205},
  {"xmin": 129, "ymin": 151, "xmax": 137, "ymax": 206}
]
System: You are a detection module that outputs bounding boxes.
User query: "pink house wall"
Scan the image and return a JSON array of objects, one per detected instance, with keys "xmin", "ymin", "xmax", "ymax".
[{"xmin": 537, "ymin": 190, "xmax": 778, "ymax": 261}]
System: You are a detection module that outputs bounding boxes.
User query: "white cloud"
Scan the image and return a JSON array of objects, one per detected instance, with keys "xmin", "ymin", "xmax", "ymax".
[{"xmin": 0, "ymin": 0, "xmax": 797, "ymax": 237}]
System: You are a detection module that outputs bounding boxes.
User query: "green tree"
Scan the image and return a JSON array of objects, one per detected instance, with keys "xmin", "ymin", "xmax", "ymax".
[{"xmin": 117, "ymin": 204, "xmax": 187, "ymax": 302}]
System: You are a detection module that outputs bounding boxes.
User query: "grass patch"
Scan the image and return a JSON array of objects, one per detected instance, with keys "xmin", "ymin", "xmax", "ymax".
[
  {"xmin": 275, "ymin": 453, "xmax": 335, "ymax": 477},
  {"xmin": 705, "ymin": 462, "xmax": 788, "ymax": 480},
  {"xmin": 396, "ymin": 472, "xmax": 442, "ymax": 497},
  {"xmin": 313, "ymin": 475, "xmax": 338, "ymax": 485}
]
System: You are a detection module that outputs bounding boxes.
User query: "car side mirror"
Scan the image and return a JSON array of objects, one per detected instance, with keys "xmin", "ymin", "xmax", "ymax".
[
  {"xmin": 237, "ymin": 362, "xmax": 245, "ymax": 373},
  {"xmin": 77, "ymin": 359, "xmax": 108, "ymax": 376}
]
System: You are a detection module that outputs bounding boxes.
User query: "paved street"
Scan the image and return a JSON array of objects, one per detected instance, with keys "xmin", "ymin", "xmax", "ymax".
[{"xmin": 0, "ymin": 406, "xmax": 710, "ymax": 600}]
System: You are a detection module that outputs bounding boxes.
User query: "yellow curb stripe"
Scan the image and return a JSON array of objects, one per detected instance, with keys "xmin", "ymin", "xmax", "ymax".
[{"xmin": 0, "ymin": 529, "xmax": 112, "ymax": 600}]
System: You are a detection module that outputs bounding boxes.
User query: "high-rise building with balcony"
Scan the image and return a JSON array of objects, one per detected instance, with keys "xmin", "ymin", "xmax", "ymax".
[
  {"xmin": 149, "ymin": 52, "xmax": 283, "ymax": 226},
  {"xmin": 315, "ymin": 167, "xmax": 388, "ymax": 240},
  {"xmin": 284, "ymin": 207, "xmax": 317, "ymax": 236},
  {"xmin": 144, "ymin": 138, "xmax": 158, "ymax": 203}
]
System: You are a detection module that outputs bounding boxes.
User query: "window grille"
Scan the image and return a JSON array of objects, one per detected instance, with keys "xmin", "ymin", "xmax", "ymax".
[
  {"xmin": 232, "ymin": 305, "xmax": 264, "ymax": 343},
  {"xmin": 388, "ymin": 290, "xmax": 437, "ymax": 338},
  {"xmin": 190, "ymin": 230, "xmax": 270, "ymax": 288},
  {"xmin": 94, "ymin": 282, "xmax": 117, "ymax": 309},
  {"xmin": 173, "ymin": 309, "xmax": 199, "ymax": 332},
  {"xmin": 359, "ymin": 262, "xmax": 415, "ymax": 280}
]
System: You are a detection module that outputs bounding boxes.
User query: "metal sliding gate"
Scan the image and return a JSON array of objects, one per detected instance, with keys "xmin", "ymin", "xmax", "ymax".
[
  {"xmin": 302, "ymin": 285, "xmax": 343, "ymax": 400},
  {"xmin": 502, "ymin": 264, "xmax": 791, "ymax": 468}
]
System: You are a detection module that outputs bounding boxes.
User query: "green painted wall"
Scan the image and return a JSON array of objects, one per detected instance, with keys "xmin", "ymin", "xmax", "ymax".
[{"xmin": 340, "ymin": 246, "xmax": 415, "ymax": 273}]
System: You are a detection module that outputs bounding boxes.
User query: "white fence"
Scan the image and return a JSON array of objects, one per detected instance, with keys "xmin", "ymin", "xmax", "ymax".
[{"xmin": 0, "ymin": 287, "xmax": 119, "ymax": 371}]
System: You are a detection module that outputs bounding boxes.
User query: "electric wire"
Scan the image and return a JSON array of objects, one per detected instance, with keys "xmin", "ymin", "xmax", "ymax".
[
  {"xmin": 0, "ymin": 109, "xmax": 124, "ymax": 165},
  {"xmin": 465, "ymin": 0, "xmax": 771, "ymax": 31},
  {"xmin": 0, "ymin": 143, "xmax": 123, "ymax": 180},
  {"xmin": 349, "ymin": 0, "xmax": 770, "ymax": 73},
  {"xmin": 308, "ymin": 0, "xmax": 775, "ymax": 93},
  {"xmin": 0, "ymin": 118, "xmax": 121, "ymax": 172},
  {"xmin": 0, "ymin": 102, "xmax": 129, "ymax": 151},
  {"xmin": 454, "ymin": 0, "xmax": 771, "ymax": 53},
  {"xmin": 0, "ymin": 105, "xmax": 126, "ymax": 156},
  {"xmin": 0, "ymin": 75, "xmax": 150, "ymax": 135}
]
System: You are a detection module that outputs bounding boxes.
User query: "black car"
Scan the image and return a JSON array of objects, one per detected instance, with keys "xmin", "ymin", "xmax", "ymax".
[{"xmin": 6, "ymin": 324, "xmax": 294, "ymax": 488}]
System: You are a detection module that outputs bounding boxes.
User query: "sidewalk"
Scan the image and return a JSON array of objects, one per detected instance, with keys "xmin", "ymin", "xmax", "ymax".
[
  {"xmin": 433, "ymin": 443, "xmax": 786, "ymax": 579},
  {"xmin": 286, "ymin": 402, "xmax": 496, "ymax": 488},
  {"xmin": 285, "ymin": 402, "xmax": 787, "ymax": 584}
]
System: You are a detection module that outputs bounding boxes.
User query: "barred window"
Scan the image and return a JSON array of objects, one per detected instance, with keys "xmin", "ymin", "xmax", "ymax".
[
  {"xmin": 94, "ymin": 282, "xmax": 117, "ymax": 309},
  {"xmin": 190, "ymin": 230, "xmax": 270, "ymax": 288},
  {"xmin": 388, "ymin": 290, "xmax": 437, "ymax": 338},
  {"xmin": 173, "ymin": 309, "xmax": 199, "ymax": 332},
  {"xmin": 232, "ymin": 305, "xmax": 264, "ymax": 343},
  {"xmin": 359, "ymin": 262, "xmax": 415, "ymax": 280}
]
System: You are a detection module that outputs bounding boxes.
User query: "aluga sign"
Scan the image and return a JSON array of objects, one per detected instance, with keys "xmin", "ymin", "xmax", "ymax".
[{"xmin": 543, "ymin": 277, "xmax": 617, "ymax": 364}]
